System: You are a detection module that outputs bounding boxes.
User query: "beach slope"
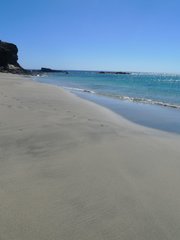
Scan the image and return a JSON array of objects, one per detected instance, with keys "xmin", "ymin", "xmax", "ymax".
[{"xmin": 0, "ymin": 73, "xmax": 180, "ymax": 240}]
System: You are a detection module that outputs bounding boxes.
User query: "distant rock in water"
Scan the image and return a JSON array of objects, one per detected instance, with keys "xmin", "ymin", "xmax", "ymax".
[
  {"xmin": 41, "ymin": 68, "xmax": 68, "ymax": 74},
  {"xmin": 0, "ymin": 40, "xmax": 29, "ymax": 74},
  {"xmin": 98, "ymin": 71, "xmax": 130, "ymax": 75}
]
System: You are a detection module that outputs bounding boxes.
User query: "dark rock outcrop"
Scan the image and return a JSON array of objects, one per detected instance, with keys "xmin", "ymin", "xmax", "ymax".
[
  {"xmin": 41, "ymin": 68, "xmax": 68, "ymax": 74},
  {"xmin": 0, "ymin": 40, "xmax": 28, "ymax": 74},
  {"xmin": 99, "ymin": 71, "xmax": 130, "ymax": 75}
]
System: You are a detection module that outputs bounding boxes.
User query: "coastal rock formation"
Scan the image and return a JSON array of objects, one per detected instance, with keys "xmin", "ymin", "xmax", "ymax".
[
  {"xmin": 0, "ymin": 40, "xmax": 28, "ymax": 74},
  {"xmin": 99, "ymin": 71, "xmax": 130, "ymax": 75},
  {"xmin": 41, "ymin": 68, "xmax": 68, "ymax": 74}
]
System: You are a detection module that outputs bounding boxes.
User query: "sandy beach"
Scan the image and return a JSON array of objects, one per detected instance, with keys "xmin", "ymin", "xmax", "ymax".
[{"xmin": 1, "ymin": 72, "xmax": 180, "ymax": 240}]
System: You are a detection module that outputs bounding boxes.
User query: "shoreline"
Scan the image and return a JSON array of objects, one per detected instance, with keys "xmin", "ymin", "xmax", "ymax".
[
  {"xmin": 34, "ymin": 71, "xmax": 180, "ymax": 111},
  {"xmin": 74, "ymin": 90, "xmax": 180, "ymax": 135},
  {"xmin": 33, "ymin": 73, "xmax": 180, "ymax": 135},
  {"xmin": 34, "ymin": 74, "xmax": 180, "ymax": 135},
  {"xmin": 1, "ymin": 73, "xmax": 180, "ymax": 239}
]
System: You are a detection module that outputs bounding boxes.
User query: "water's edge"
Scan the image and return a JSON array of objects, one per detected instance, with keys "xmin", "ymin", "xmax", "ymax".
[
  {"xmin": 72, "ymin": 90, "xmax": 180, "ymax": 135},
  {"xmin": 33, "ymin": 75, "xmax": 180, "ymax": 135}
]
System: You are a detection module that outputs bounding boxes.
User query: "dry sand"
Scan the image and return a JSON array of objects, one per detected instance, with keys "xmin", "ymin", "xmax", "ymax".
[{"xmin": 0, "ymin": 73, "xmax": 180, "ymax": 240}]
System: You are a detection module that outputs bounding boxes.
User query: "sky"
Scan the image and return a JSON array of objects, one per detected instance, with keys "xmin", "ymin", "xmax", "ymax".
[{"xmin": 1, "ymin": 0, "xmax": 180, "ymax": 73}]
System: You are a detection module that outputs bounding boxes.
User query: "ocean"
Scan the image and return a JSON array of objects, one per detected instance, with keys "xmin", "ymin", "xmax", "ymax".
[{"xmin": 34, "ymin": 71, "xmax": 180, "ymax": 134}]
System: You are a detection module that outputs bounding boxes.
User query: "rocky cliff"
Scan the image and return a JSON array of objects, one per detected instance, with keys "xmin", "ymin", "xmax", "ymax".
[{"xmin": 0, "ymin": 40, "xmax": 28, "ymax": 74}]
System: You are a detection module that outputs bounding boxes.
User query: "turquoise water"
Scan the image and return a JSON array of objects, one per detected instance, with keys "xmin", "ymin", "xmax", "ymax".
[
  {"xmin": 35, "ymin": 71, "xmax": 180, "ymax": 108},
  {"xmin": 34, "ymin": 71, "xmax": 180, "ymax": 134}
]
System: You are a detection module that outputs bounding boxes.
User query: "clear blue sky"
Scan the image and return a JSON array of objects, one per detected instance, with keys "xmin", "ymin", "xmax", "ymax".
[{"xmin": 1, "ymin": 0, "xmax": 180, "ymax": 73}]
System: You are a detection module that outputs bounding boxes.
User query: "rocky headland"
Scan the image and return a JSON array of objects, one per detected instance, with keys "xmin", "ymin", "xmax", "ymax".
[
  {"xmin": 0, "ymin": 40, "xmax": 69, "ymax": 75},
  {"xmin": 98, "ymin": 71, "xmax": 130, "ymax": 75},
  {"xmin": 40, "ymin": 68, "xmax": 68, "ymax": 74},
  {"xmin": 0, "ymin": 40, "xmax": 29, "ymax": 74}
]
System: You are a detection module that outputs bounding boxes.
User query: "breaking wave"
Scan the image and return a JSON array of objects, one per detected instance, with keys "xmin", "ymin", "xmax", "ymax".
[
  {"xmin": 62, "ymin": 86, "xmax": 180, "ymax": 109},
  {"xmin": 63, "ymin": 86, "xmax": 95, "ymax": 94},
  {"xmin": 100, "ymin": 94, "xmax": 180, "ymax": 109}
]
